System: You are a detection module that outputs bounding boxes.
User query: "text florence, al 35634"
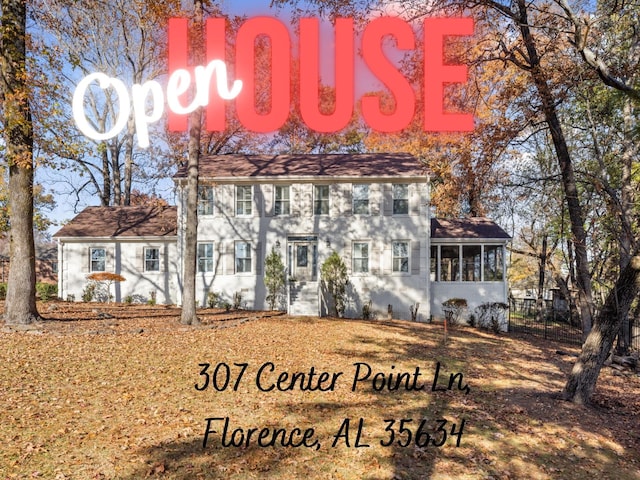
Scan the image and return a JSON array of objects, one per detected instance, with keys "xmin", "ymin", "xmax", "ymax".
[{"xmin": 72, "ymin": 16, "xmax": 475, "ymax": 149}]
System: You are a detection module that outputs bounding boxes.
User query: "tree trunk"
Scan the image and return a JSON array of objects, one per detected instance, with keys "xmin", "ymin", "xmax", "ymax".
[
  {"xmin": 536, "ymin": 234, "xmax": 547, "ymax": 323},
  {"xmin": 516, "ymin": 0, "xmax": 594, "ymax": 338},
  {"xmin": 563, "ymin": 255, "xmax": 640, "ymax": 404},
  {"xmin": 615, "ymin": 97, "xmax": 636, "ymax": 354},
  {"xmin": 1, "ymin": 0, "xmax": 40, "ymax": 325},
  {"xmin": 100, "ymin": 145, "xmax": 111, "ymax": 206},
  {"xmin": 180, "ymin": 0, "xmax": 204, "ymax": 325},
  {"xmin": 111, "ymin": 143, "xmax": 122, "ymax": 205}
]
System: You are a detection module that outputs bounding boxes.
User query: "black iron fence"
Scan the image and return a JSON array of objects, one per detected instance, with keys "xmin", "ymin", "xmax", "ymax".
[
  {"xmin": 509, "ymin": 298, "xmax": 640, "ymax": 350},
  {"xmin": 509, "ymin": 298, "xmax": 583, "ymax": 345}
]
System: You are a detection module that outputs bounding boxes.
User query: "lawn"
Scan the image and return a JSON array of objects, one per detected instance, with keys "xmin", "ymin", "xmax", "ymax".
[{"xmin": 1, "ymin": 302, "xmax": 639, "ymax": 479}]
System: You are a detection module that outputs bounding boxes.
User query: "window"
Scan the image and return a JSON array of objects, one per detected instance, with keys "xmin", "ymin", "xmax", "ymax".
[
  {"xmin": 236, "ymin": 185, "xmax": 252, "ymax": 216},
  {"xmin": 274, "ymin": 185, "xmax": 290, "ymax": 215},
  {"xmin": 353, "ymin": 242, "xmax": 369, "ymax": 273},
  {"xmin": 90, "ymin": 248, "xmax": 106, "ymax": 272},
  {"xmin": 484, "ymin": 245, "xmax": 504, "ymax": 281},
  {"xmin": 462, "ymin": 245, "xmax": 481, "ymax": 281},
  {"xmin": 352, "ymin": 184, "xmax": 370, "ymax": 214},
  {"xmin": 197, "ymin": 243, "xmax": 214, "ymax": 273},
  {"xmin": 144, "ymin": 247, "xmax": 160, "ymax": 272},
  {"xmin": 392, "ymin": 241, "xmax": 409, "ymax": 273},
  {"xmin": 440, "ymin": 245, "xmax": 460, "ymax": 281},
  {"xmin": 235, "ymin": 241, "xmax": 252, "ymax": 273},
  {"xmin": 314, "ymin": 185, "xmax": 329, "ymax": 215},
  {"xmin": 393, "ymin": 184, "xmax": 409, "ymax": 214},
  {"xmin": 197, "ymin": 186, "xmax": 214, "ymax": 215}
]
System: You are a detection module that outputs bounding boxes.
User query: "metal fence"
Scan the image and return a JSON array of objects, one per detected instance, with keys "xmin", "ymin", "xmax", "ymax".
[
  {"xmin": 508, "ymin": 298, "xmax": 584, "ymax": 345},
  {"xmin": 508, "ymin": 298, "xmax": 640, "ymax": 350}
]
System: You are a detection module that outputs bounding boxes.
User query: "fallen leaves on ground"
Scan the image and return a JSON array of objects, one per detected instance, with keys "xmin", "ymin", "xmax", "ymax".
[{"xmin": 0, "ymin": 301, "xmax": 638, "ymax": 480}]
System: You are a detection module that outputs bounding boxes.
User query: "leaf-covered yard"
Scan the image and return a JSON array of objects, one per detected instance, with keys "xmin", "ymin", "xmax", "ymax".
[{"xmin": 1, "ymin": 302, "xmax": 639, "ymax": 479}]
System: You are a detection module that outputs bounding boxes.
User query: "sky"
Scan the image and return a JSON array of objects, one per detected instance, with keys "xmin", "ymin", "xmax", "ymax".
[{"xmin": 42, "ymin": 0, "xmax": 402, "ymax": 236}]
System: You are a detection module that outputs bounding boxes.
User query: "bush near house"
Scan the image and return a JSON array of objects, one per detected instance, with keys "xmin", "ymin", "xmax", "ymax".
[
  {"xmin": 36, "ymin": 282, "xmax": 58, "ymax": 301},
  {"xmin": 442, "ymin": 298, "xmax": 468, "ymax": 327},
  {"xmin": 321, "ymin": 251, "xmax": 349, "ymax": 317}
]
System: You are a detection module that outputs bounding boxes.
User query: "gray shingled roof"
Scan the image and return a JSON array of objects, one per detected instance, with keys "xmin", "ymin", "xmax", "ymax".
[
  {"xmin": 174, "ymin": 153, "xmax": 428, "ymax": 179},
  {"xmin": 53, "ymin": 206, "xmax": 177, "ymax": 238},
  {"xmin": 431, "ymin": 217, "xmax": 511, "ymax": 240}
]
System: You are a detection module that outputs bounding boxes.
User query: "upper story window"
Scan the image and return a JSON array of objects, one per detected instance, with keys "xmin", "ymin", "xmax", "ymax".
[
  {"xmin": 90, "ymin": 248, "xmax": 106, "ymax": 272},
  {"xmin": 353, "ymin": 242, "xmax": 369, "ymax": 274},
  {"xmin": 275, "ymin": 185, "xmax": 290, "ymax": 215},
  {"xmin": 235, "ymin": 241, "xmax": 252, "ymax": 273},
  {"xmin": 236, "ymin": 185, "xmax": 252, "ymax": 216},
  {"xmin": 144, "ymin": 247, "xmax": 160, "ymax": 272},
  {"xmin": 197, "ymin": 243, "xmax": 214, "ymax": 272},
  {"xmin": 352, "ymin": 184, "xmax": 370, "ymax": 215},
  {"xmin": 393, "ymin": 184, "xmax": 409, "ymax": 214},
  {"xmin": 314, "ymin": 185, "xmax": 330, "ymax": 215},
  {"xmin": 392, "ymin": 241, "xmax": 409, "ymax": 273},
  {"xmin": 197, "ymin": 186, "xmax": 214, "ymax": 215}
]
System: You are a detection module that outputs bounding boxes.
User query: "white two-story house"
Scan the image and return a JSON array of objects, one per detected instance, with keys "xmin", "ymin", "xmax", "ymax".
[{"xmin": 54, "ymin": 153, "xmax": 511, "ymax": 323}]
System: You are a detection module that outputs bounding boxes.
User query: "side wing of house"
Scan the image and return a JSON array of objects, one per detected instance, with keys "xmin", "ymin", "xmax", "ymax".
[
  {"xmin": 57, "ymin": 237, "xmax": 178, "ymax": 304},
  {"xmin": 429, "ymin": 217, "xmax": 511, "ymax": 330},
  {"xmin": 54, "ymin": 206, "xmax": 178, "ymax": 305}
]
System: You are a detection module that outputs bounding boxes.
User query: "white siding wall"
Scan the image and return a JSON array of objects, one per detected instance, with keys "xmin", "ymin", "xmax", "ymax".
[
  {"xmin": 186, "ymin": 179, "xmax": 432, "ymax": 321},
  {"xmin": 58, "ymin": 238, "xmax": 178, "ymax": 304}
]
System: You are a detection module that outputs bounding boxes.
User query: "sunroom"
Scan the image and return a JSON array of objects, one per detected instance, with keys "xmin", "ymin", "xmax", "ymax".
[{"xmin": 429, "ymin": 217, "xmax": 511, "ymax": 326}]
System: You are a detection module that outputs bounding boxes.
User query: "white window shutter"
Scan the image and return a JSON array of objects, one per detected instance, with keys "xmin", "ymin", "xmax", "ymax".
[
  {"xmin": 382, "ymin": 244, "xmax": 392, "ymax": 274},
  {"xmin": 291, "ymin": 184, "xmax": 300, "ymax": 217},
  {"xmin": 225, "ymin": 242, "xmax": 235, "ymax": 274},
  {"xmin": 330, "ymin": 183, "xmax": 341, "ymax": 217},
  {"xmin": 264, "ymin": 184, "xmax": 274, "ymax": 217},
  {"xmin": 343, "ymin": 240, "xmax": 352, "ymax": 275},
  {"xmin": 410, "ymin": 184, "xmax": 420, "ymax": 216},
  {"xmin": 370, "ymin": 184, "xmax": 381, "ymax": 216},
  {"xmin": 225, "ymin": 185, "xmax": 235, "ymax": 217},
  {"xmin": 106, "ymin": 247, "xmax": 114, "ymax": 271},
  {"xmin": 255, "ymin": 241, "xmax": 263, "ymax": 275},
  {"xmin": 411, "ymin": 241, "xmax": 421, "ymax": 274},
  {"xmin": 370, "ymin": 244, "xmax": 380, "ymax": 275},
  {"xmin": 83, "ymin": 248, "xmax": 90, "ymax": 273},
  {"xmin": 383, "ymin": 184, "xmax": 393, "ymax": 216},
  {"xmin": 253, "ymin": 185, "xmax": 262, "ymax": 217},
  {"xmin": 343, "ymin": 183, "xmax": 352, "ymax": 216}
]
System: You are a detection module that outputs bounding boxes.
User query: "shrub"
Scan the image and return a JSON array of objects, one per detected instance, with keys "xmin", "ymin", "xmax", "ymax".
[
  {"xmin": 410, "ymin": 302, "xmax": 420, "ymax": 322},
  {"xmin": 232, "ymin": 291, "xmax": 242, "ymax": 310},
  {"xmin": 362, "ymin": 300, "xmax": 373, "ymax": 320},
  {"xmin": 0, "ymin": 283, "xmax": 7, "ymax": 299},
  {"xmin": 82, "ymin": 281, "xmax": 97, "ymax": 302},
  {"xmin": 147, "ymin": 290, "xmax": 157, "ymax": 306},
  {"xmin": 207, "ymin": 291, "xmax": 221, "ymax": 309},
  {"xmin": 264, "ymin": 247, "xmax": 286, "ymax": 310},
  {"xmin": 442, "ymin": 298, "xmax": 468, "ymax": 326},
  {"xmin": 124, "ymin": 295, "xmax": 133, "ymax": 304},
  {"xmin": 36, "ymin": 282, "xmax": 58, "ymax": 302},
  {"xmin": 475, "ymin": 302, "xmax": 509, "ymax": 333},
  {"xmin": 321, "ymin": 251, "xmax": 349, "ymax": 317}
]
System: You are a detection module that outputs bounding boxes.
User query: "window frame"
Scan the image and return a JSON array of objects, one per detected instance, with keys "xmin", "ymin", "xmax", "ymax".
[
  {"xmin": 352, "ymin": 241, "xmax": 370, "ymax": 274},
  {"xmin": 144, "ymin": 247, "xmax": 160, "ymax": 272},
  {"xmin": 392, "ymin": 184, "xmax": 409, "ymax": 215},
  {"xmin": 392, "ymin": 241, "xmax": 410, "ymax": 274},
  {"xmin": 197, "ymin": 243, "xmax": 214, "ymax": 273},
  {"xmin": 352, "ymin": 184, "xmax": 370, "ymax": 215},
  {"xmin": 274, "ymin": 185, "xmax": 290, "ymax": 216},
  {"xmin": 90, "ymin": 247, "xmax": 106, "ymax": 272},
  {"xmin": 197, "ymin": 186, "xmax": 214, "ymax": 216},
  {"xmin": 313, "ymin": 185, "xmax": 330, "ymax": 215},
  {"xmin": 235, "ymin": 241, "xmax": 252, "ymax": 274},
  {"xmin": 236, "ymin": 185, "xmax": 253, "ymax": 216}
]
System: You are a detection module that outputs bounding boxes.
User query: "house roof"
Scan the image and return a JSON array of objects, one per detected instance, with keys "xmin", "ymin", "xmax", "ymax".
[
  {"xmin": 174, "ymin": 153, "xmax": 428, "ymax": 179},
  {"xmin": 53, "ymin": 206, "xmax": 177, "ymax": 238},
  {"xmin": 431, "ymin": 217, "xmax": 511, "ymax": 240}
]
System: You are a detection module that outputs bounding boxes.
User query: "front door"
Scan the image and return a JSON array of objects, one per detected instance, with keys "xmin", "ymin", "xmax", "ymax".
[{"xmin": 290, "ymin": 241, "xmax": 317, "ymax": 282}]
